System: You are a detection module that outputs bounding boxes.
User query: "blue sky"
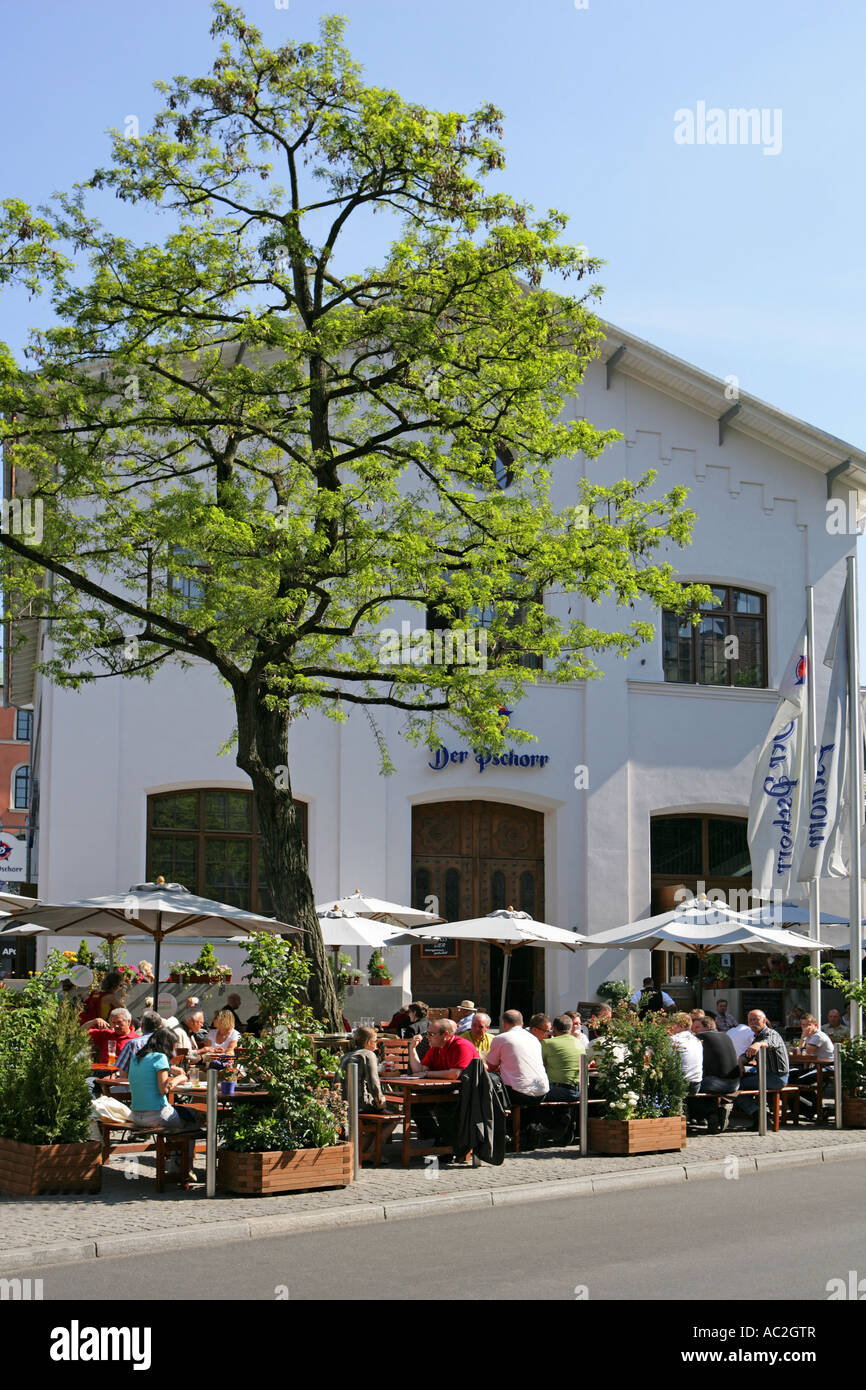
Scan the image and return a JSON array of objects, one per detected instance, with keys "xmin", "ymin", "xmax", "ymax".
[{"xmin": 3, "ymin": 0, "xmax": 865, "ymax": 630}]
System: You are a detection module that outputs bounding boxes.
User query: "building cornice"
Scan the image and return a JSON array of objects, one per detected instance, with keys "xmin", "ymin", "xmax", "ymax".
[{"xmin": 627, "ymin": 679, "xmax": 779, "ymax": 704}]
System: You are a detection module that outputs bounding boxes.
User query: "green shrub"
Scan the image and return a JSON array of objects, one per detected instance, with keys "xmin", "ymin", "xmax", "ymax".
[
  {"xmin": 592, "ymin": 1007, "xmax": 689, "ymax": 1120},
  {"xmin": 0, "ymin": 990, "xmax": 93, "ymax": 1145},
  {"xmin": 597, "ymin": 979, "xmax": 631, "ymax": 1008}
]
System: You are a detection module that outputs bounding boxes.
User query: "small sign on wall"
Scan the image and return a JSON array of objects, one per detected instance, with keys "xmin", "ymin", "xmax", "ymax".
[
  {"xmin": 420, "ymin": 939, "xmax": 458, "ymax": 959},
  {"xmin": 0, "ymin": 836, "xmax": 28, "ymax": 880}
]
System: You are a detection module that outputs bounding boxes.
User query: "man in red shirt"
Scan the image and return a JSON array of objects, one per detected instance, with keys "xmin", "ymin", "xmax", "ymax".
[
  {"xmin": 407, "ymin": 1018, "xmax": 478, "ymax": 1077},
  {"xmin": 87, "ymin": 1007, "xmax": 140, "ymax": 1064}
]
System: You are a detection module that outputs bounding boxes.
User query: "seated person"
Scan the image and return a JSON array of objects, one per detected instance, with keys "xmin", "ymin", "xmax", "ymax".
[
  {"xmin": 468, "ymin": 1011, "xmax": 492, "ymax": 1056},
  {"xmin": 824, "ymin": 1009, "xmax": 847, "ymax": 1045},
  {"xmin": 339, "ymin": 1025, "xmax": 399, "ymax": 1158},
  {"xmin": 400, "ymin": 1002, "xmax": 429, "ymax": 1039},
  {"xmin": 115, "ymin": 1009, "xmax": 163, "ymax": 1077},
  {"xmin": 732, "ymin": 1010, "xmax": 789, "ymax": 1128},
  {"xmin": 88, "ymin": 1006, "xmax": 140, "ymax": 1065},
  {"xmin": 565, "ymin": 1011, "xmax": 590, "ymax": 1044},
  {"xmin": 666, "ymin": 1012, "xmax": 703, "ymax": 1096},
  {"xmin": 406, "ymin": 1018, "xmax": 477, "ymax": 1151},
  {"xmin": 529, "ymin": 1013, "xmax": 553, "ymax": 1044},
  {"xmin": 127, "ymin": 1027, "xmax": 200, "ymax": 1135},
  {"xmin": 795, "ymin": 1014, "xmax": 836, "ymax": 1115},
  {"xmin": 381, "ymin": 1005, "xmax": 411, "ymax": 1034},
  {"xmin": 486, "ymin": 1010, "xmax": 549, "ymax": 1109},
  {"xmin": 714, "ymin": 999, "xmax": 738, "ymax": 1032},
  {"xmin": 201, "ymin": 1009, "xmax": 240, "ymax": 1058},
  {"xmin": 174, "ymin": 1008, "xmax": 208, "ymax": 1052},
  {"xmin": 455, "ymin": 1001, "xmax": 477, "ymax": 1034},
  {"xmin": 587, "ymin": 1004, "xmax": 612, "ymax": 1040},
  {"xmin": 689, "ymin": 1016, "xmax": 739, "ymax": 1132},
  {"xmin": 542, "ymin": 1014, "xmax": 586, "ymax": 1101}
]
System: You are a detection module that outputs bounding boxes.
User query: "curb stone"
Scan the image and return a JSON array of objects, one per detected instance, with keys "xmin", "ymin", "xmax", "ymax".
[{"xmin": 2, "ymin": 1139, "xmax": 864, "ymax": 1272}]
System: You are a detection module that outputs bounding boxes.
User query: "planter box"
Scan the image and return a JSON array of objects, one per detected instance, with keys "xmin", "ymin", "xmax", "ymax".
[
  {"xmin": 0, "ymin": 1137, "xmax": 102, "ymax": 1196},
  {"xmin": 217, "ymin": 1142, "xmax": 353, "ymax": 1195},
  {"xmin": 588, "ymin": 1116, "xmax": 687, "ymax": 1156},
  {"xmin": 168, "ymin": 973, "xmax": 231, "ymax": 985},
  {"xmin": 842, "ymin": 1096, "xmax": 866, "ymax": 1129}
]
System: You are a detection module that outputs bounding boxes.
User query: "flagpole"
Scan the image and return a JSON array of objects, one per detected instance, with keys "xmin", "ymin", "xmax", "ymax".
[
  {"xmin": 806, "ymin": 585, "xmax": 822, "ymax": 1022},
  {"xmin": 845, "ymin": 554, "xmax": 863, "ymax": 1039}
]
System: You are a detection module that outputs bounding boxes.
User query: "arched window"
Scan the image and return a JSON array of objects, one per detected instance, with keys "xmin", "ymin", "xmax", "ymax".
[
  {"xmin": 662, "ymin": 586, "xmax": 767, "ymax": 687},
  {"xmin": 146, "ymin": 789, "xmax": 307, "ymax": 915},
  {"xmin": 12, "ymin": 765, "xmax": 30, "ymax": 810}
]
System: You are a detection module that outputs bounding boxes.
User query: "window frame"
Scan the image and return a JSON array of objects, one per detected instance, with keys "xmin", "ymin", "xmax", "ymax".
[
  {"xmin": 146, "ymin": 789, "xmax": 307, "ymax": 915},
  {"xmin": 11, "ymin": 764, "xmax": 30, "ymax": 810},
  {"xmin": 662, "ymin": 584, "xmax": 768, "ymax": 688},
  {"xmin": 14, "ymin": 710, "xmax": 32, "ymax": 742}
]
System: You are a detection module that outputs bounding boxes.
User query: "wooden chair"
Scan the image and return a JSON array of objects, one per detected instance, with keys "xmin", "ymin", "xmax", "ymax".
[
  {"xmin": 358, "ymin": 1113, "xmax": 400, "ymax": 1166},
  {"xmin": 99, "ymin": 1120, "xmax": 203, "ymax": 1190},
  {"xmin": 769, "ymin": 1085, "xmax": 800, "ymax": 1131},
  {"xmin": 381, "ymin": 1036, "xmax": 410, "ymax": 1071},
  {"xmin": 427, "ymin": 1008, "xmax": 450, "ymax": 1023}
]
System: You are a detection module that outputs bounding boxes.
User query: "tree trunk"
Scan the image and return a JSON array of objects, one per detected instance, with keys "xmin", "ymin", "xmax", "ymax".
[{"xmin": 234, "ymin": 683, "xmax": 340, "ymax": 1030}]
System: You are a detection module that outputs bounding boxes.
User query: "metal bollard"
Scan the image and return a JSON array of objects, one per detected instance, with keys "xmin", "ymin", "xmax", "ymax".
[
  {"xmin": 834, "ymin": 1045, "xmax": 843, "ymax": 1130},
  {"xmin": 757, "ymin": 1048, "xmax": 767, "ymax": 1137},
  {"xmin": 206, "ymin": 1067, "xmax": 218, "ymax": 1197},
  {"xmin": 347, "ymin": 1058, "xmax": 360, "ymax": 1181},
  {"xmin": 579, "ymin": 1052, "xmax": 589, "ymax": 1156}
]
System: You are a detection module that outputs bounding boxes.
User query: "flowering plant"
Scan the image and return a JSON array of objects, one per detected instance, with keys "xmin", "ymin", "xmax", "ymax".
[{"xmin": 592, "ymin": 1006, "xmax": 689, "ymax": 1120}]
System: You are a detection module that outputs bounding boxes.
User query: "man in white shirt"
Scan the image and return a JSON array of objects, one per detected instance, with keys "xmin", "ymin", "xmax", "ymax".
[
  {"xmin": 725, "ymin": 1023, "xmax": 755, "ymax": 1059},
  {"xmin": 486, "ymin": 1009, "xmax": 550, "ymax": 1108},
  {"xmin": 795, "ymin": 1014, "xmax": 836, "ymax": 1117},
  {"xmin": 666, "ymin": 1011, "xmax": 703, "ymax": 1094}
]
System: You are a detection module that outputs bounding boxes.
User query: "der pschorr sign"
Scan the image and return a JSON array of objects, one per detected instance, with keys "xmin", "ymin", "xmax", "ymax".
[{"xmin": 428, "ymin": 745, "xmax": 550, "ymax": 773}]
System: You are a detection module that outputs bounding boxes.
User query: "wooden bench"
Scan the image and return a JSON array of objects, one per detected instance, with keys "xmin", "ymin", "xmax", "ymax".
[
  {"xmin": 357, "ymin": 1112, "xmax": 400, "ymax": 1166},
  {"xmin": 510, "ymin": 1097, "xmax": 604, "ymax": 1152},
  {"xmin": 99, "ymin": 1120, "xmax": 204, "ymax": 1190}
]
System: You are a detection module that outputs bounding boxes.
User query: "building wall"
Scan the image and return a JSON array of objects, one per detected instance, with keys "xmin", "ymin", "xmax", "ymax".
[{"xmin": 28, "ymin": 356, "xmax": 858, "ymax": 1005}]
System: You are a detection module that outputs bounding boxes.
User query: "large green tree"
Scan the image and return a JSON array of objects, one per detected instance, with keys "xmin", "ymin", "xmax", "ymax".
[{"xmin": 0, "ymin": 4, "xmax": 708, "ymax": 1027}]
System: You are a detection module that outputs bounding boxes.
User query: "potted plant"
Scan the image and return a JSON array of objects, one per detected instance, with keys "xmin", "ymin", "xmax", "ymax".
[
  {"xmin": 217, "ymin": 933, "xmax": 351, "ymax": 1195},
  {"xmin": 334, "ymin": 953, "xmax": 363, "ymax": 1007},
  {"xmin": 0, "ymin": 952, "xmax": 101, "ymax": 1195},
  {"xmin": 805, "ymin": 963, "xmax": 866, "ymax": 1127},
  {"xmin": 596, "ymin": 979, "xmax": 631, "ymax": 1010},
  {"xmin": 703, "ymin": 956, "xmax": 730, "ymax": 990},
  {"xmin": 220, "ymin": 1066, "xmax": 238, "ymax": 1097},
  {"xmin": 168, "ymin": 941, "xmax": 232, "ymax": 985},
  {"xmin": 367, "ymin": 949, "xmax": 392, "ymax": 986},
  {"xmin": 588, "ymin": 1006, "xmax": 689, "ymax": 1154}
]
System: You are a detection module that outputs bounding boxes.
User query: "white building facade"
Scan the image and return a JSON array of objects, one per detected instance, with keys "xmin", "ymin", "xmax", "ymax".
[{"xmin": 16, "ymin": 325, "xmax": 866, "ymax": 1018}]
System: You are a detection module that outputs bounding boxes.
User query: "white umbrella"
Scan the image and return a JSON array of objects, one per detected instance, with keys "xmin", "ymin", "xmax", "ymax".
[
  {"xmin": 316, "ymin": 907, "xmax": 409, "ymax": 951},
  {"xmin": 0, "ymin": 892, "xmax": 37, "ymax": 910},
  {"xmin": 584, "ymin": 897, "xmax": 823, "ymax": 999},
  {"xmin": 0, "ymin": 878, "xmax": 301, "ymax": 993},
  {"xmin": 315, "ymin": 890, "xmax": 444, "ymax": 927},
  {"xmin": 400, "ymin": 908, "xmax": 587, "ymax": 1020}
]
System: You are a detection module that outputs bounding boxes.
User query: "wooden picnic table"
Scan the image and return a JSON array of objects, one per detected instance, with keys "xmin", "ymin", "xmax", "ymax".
[{"xmin": 380, "ymin": 1074, "xmax": 463, "ymax": 1167}]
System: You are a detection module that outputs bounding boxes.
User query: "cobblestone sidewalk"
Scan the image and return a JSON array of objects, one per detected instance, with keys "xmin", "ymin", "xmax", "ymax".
[{"xmin": 3, "ymin": 1126, "xmax": 865, "ymax": 1270}]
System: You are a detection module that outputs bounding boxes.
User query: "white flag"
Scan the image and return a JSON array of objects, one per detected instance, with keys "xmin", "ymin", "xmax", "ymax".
[
  {"xmin": 748, "ymin": 625, "xmax": 808, "ymax": 899},
  {"xmin": 798, "ymin": 584, "xmax": 849, "ymax": 881}
]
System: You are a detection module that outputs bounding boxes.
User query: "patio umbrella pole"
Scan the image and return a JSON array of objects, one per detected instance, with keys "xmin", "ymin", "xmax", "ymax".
[
  {"xmin": 152, "ymin": 919, "xmax": 163, "ymax": 1007},
  {"xmin": 498, "ymin": 945, "xmax": 513, "ymax": 1022}
]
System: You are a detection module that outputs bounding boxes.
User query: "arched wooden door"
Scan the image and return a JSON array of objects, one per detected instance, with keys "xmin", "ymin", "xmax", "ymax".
[{"xmin": 410, "ymin": 800, "xmax": 545, "ymax": 1020}]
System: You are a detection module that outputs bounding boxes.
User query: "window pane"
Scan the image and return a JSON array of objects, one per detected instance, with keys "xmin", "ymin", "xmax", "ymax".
[
  {"xmin": 204, "ymin": 838, "xmax": 250, "ymax": 909},
  {"xmin": 148, "ymin": 834, "xmax": 198, "ymax": 891},
  {"xmin": 732, "ymin": 616, "xmax": 765, "ymax": 687},
  {"xmin": 699, "ymin": 586, "xmax": 728, "ymax": 611},
  {"xmin": 204, "ymin": 791, "xmax": 251, "ymax": 833},
  {"xmin": 414, "ymin": 868, "xmax": 431, "ymax": 912},
  {"xmin": 14, "ymin": 766, "xmax": 30, "ymax": 808},
  {"xmin": 733, "ymin": 589, "xmax": 762, "ymax": 615},
  {"xmin": 697, "ymin": 616, "xmax": 728, "ymax": 685},
  {"xmin": 662, "ymin": 611, "xmax": 692, "ymax": 683},
  {"xmin": 444, "ymin": 868, "xmax": 461, "ymax": 921},
  {"xmin": 651, "ymin": 818, "xmax": 703, "ymax": 876},
  {"xmin": 708, "ymin": 819, "xmax": 750, "ymax": 876},
  {"xmin": 519, "ymin": 871, "xmax": 536, "ymax": 917},
  {"xmin": 151, "ymin": 794, "xmax": 199, "ymax": 830},
  {"xmin": 491, "ymin": 870, "xmax": 506, "ymax": 911},
  {"xmin": 15, "ymin": 711, "xmax": 31, "ymax": 741}
]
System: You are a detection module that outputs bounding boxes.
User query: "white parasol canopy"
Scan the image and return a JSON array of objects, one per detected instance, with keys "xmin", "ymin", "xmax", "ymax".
[
  {"xmin": 314, "ymin": 890, "xmax": 444, "ymax": 928},
  {"xmin": 400, "ymin": 908, "xmax": 587, "ymax": 1019},
  {"xmin": 316, "ymin": 907, "xmax": 410, "ymax": 951},
  {"xmin": 0, "ymin": 879, "xmax": 300, "ymax": 991}
]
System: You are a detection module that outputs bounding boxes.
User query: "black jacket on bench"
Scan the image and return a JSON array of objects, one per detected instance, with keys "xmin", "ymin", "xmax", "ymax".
[{"xmin": 455, "ymin": 1058, "xmax": 507, "ymax": 1165}]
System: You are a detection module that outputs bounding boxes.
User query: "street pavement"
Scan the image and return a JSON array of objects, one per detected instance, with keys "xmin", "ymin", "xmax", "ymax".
[{"xmin": 9, "ymin": 1159, "xmax": 865, "ymax": 1301}]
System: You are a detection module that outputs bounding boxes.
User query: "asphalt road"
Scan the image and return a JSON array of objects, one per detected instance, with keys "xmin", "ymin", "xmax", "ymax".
[{"xmin": 10, "ymin": 1159, "xmax": 865, "ymax": 1302}]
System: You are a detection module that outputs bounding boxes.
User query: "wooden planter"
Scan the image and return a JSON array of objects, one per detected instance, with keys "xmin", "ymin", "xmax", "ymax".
[
  {"xmin": 217, "ymin": 1142, "xmax": 353, "ymax": 1195},
  {"xmin": 841, "ymin": 1096, "xmax": 866, "ymax": 1128},
  {"xmin": 588, "ymin": 1116, "xmax": 687, "ymax": 1156},
  {"xmin": 0, "ymin": 1137, "xmax": 102, "ymax": 1196}
]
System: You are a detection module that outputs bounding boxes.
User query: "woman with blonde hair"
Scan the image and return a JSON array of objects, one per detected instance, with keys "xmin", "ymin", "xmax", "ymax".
[{"xmin": 203, "ymin": 1008, "xmax": 240, "ymax": 1057}]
